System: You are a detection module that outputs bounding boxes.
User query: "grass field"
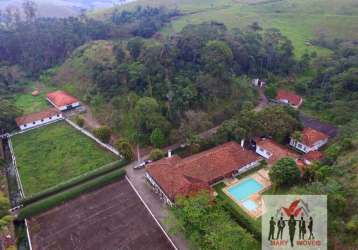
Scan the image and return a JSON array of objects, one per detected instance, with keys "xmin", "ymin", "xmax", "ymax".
[
  {"xmin": 11, "ymin": 121, "xmax": 117, "ymax": 196},
  {"xmin": 98, "ymin": 0, "xmax": 358, "ymax": 57},
  {"xmin": 12, "ymin": 82, "xmax": 56, "ymax": 115}
]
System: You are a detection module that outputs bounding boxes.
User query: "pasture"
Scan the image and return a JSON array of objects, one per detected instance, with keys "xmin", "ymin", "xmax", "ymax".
[{"xmin": 11, "ymin": 121, "xmax": 117, "ymax": 196}]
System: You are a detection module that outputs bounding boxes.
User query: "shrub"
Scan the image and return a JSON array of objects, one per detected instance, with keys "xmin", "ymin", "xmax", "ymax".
[
  {"xmin": 150, "ymin": 128, "xmax": 166, "ymax": 148},
  {"xmin": 93, "ymin": 126, "xmax": 111, "ymax": 143},
  {"xmin": 115, "ymin": 139, "xmax": 135, "ymax": 161},
  {"xmin": 269, "ymin": 158, "xmax": 301, "ymax": 187},
  {"xmin": 21, "ymin": 159, "xmax": 127, "ymax": 206},
  {"xmin": 17, "ymin": 169, "xmax": 126, "ymax": 220},
  {"xmin": 149, "ymin": 149, "xmax": 165, "ymax": 161},
  {"xmin": 75, "ymin": 116, "xmax": 85, "ymax": 127}
]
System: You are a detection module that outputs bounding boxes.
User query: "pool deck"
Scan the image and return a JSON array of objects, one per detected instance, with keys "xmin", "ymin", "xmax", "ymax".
[{"xmin": 222, "ymin": 169, "xmax": 271, "ymax": 219}]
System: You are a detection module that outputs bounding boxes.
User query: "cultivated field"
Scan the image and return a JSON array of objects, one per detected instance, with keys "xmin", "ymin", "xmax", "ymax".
[
  {"xmin": 11, "ymin": 121, "xmax": 117, "ymax": 196},
  {"xmin": 28, "ymin": 179, "xmax": 174, "ymax": 250}
]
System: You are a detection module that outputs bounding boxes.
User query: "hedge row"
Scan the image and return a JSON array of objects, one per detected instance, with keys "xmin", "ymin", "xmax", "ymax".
[
  {"xmin": 17, "ymin": 169, "xmax": 126, "ymax": 220},
  {"xmin": 21, "ymin": 159, "xmax": 128, "ymax": 206},
  {"xmin": 214, "ymin": 184, "xmax": 261, "ymax": 240}
]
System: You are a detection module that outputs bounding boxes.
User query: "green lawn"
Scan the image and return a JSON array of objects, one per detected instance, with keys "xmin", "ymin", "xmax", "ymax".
[
  {"xmin": 11, "ymin": 121, "xmax": 118, "ymax": 196},
  {"xmin": 12, "ymin": 82, "xmax": 56, "ymax": 115}
]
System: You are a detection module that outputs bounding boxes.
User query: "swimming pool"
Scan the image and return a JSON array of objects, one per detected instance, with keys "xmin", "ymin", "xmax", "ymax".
[{"xmin": 227, "ymin": 178, "xmax": 263, "ymax": 202}]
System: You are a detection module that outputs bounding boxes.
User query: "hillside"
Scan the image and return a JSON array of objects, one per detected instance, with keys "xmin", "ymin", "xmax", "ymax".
[{"xmin": 95, "ymin": 0, "xmax": 358, "ymax": 57}]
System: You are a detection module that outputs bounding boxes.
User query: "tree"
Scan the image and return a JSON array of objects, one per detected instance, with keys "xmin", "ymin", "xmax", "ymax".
[
  {"xmin": 75, "ymin": 116, "xmax": 85, "ymax": 127},
  {"xmin": 127, "ymin": 37, "xmax": 144, "ymax": 59},
  {"xmin": 93, "ymin": 126, "xmax": 111, "ymax": 143},
  {"xmin": 150, "ymin": 128, "xmax": 166, "ymax": 148},
  {"xmin": 171, "ymin": 191, "xmax": 257, "ymax": 250},
  {"xmin": 202, "ymin": 40, "xmax": 233, "ymax": 78},
  {"xmin": 149, "ymin": 148, "xmax": 165, "ymax": 161},
  {"xmin": 133, "ymin": 97, "xmax": 170, "ymax": 143},
  {"xmin": 115, "ymin": 139, "xmax": 134, "ymax": 161},
  {"xmin": 0, "ymin": 99, "xmax": 22, "ymax": 133},
  {"xmin": 269, "ymin": 158, "xmax": 301, "ymax": 187}
]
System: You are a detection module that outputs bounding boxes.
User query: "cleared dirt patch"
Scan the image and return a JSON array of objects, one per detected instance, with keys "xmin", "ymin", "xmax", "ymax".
[{"xmin": 28, "ymin": 179, "xmax": 174, "ymax": 250}]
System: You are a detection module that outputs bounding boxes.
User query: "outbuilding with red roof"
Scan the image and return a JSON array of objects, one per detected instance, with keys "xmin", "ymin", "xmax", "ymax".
[
  {"xmin": 254, "ymin": 138, "xmax": 299, "ymax": 165},
  {"xmin": 15, "ymin": 108, "xmax": 63, "ymax": 131},
  {"xmin": 145, "ymin": 141, "xmax": 262, "ymax": 204},
  {"xmin": 290, "ymin": 128, "xmax": 329, "ymax": 153},
  {"xmin": 276, "ymin": 89, "xmax": 303, "ymax": 109},
  {"xmin": 47, "ymin": 90, "xmax": 80, "ymax": 111}
]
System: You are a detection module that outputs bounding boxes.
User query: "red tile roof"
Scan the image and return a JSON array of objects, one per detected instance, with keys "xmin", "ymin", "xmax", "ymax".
[
  {"xmin": 304, "ymin": 151, "xmax": 324, "ymax": 162},
  {"xmin": 146, "ymin": 142, "xmax": 261, "ymax": 201},
  {"xmin": 276, "ymin": 90, "xmax": 302, "ymax": 107},
  {"xmin": 255, "ymin": 138, "xmax": 299, "ymax": 165},
  {"xmin": 15, "ymin": 108, "xmax": 61, "ymax": 126},
  {"xmin": 47, "ymin": 91, "xmax": 78, "ymax": 107},
  {"xmin": 301, "ymin": 128, "xmax": 329, "ymax": 147}
]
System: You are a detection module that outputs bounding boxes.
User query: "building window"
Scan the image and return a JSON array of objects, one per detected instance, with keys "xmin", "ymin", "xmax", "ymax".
[
  {"xmin": 57, "ymin": 114, "xmax": 60, "ymax": 117},
  {"xmin": 49, "ymin": 116, "xmax": 52, "ymax": 119},
  {"xmin": 24, "ymin": 124, "xmax": 27, "ymax": 127},
  {"xmin": 33, "ymin": 121, "xmax": 36, "ymax": 125},
  {"xmin": 41, "ymin": 119, "xmax": 44, "ymax": 122}
]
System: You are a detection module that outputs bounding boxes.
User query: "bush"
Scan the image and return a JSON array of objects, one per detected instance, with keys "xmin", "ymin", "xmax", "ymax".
[
  {"xmin": 150, "ymin": 128, "xmax": 166, "ymax": 148},
  {"xmin": 75, "ymin": 116, "xmax": 85, "ymax": 127},
  {"xmin": 115, "ymin": 139, "xmax": 135, "ymax": 161},
  {"xmin": 149, "ymin": 149, "xmax": 165, "ymax": 161},
  {"xmin": 21, "ymin": 159, "xmax": 127, "ymax": 206},
  {"xmin": 17, "ymin": 169, "xmax": 126, "ymax": 220},
  {"xmin": 269, "ymin": 158, "xmax": 301, "ymax": 187},
  {"xmin": 93, "ymin": 126, "xmax": 111, "ymax": 143}
]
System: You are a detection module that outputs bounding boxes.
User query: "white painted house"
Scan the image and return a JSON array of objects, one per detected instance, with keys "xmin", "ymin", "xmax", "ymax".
[
  {"xmin": 47, "ymin": 90, "xmax": 80, "ymax": 111},
  {"xmin": 290, "ymin": 128, "xmax": 329, "ymax": 153},
  {"xmin": 15, "ymin": 108, "xmax": 63, "ymax": 131}
]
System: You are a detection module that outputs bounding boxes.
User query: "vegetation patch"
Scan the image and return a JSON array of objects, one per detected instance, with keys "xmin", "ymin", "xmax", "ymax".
[
  {"xmin": 11, "ymin": 121, "xmax": 118, "ymax": 196},
  {"xmin": 214, "ymin": 182, "xmax": 262, "ymax": 240},
  {"xmin": 21, "ymin": 159, "xmax": 128, "ymax": 206},
  {"xmin": 17, "ymin": 169, "xmax": 126, "ymax": 220}
]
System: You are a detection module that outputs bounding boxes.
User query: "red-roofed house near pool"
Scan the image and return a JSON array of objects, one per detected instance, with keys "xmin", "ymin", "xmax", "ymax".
[
  {"xmin": 15, "ymin": 108, "xmax": 63, "ymax": 130},
  {"xmin": 290, "ymin": 128, "xmax": 329, "ymax": 153},
  {"xmin": 145, "ymin": 141, "xmax": 262, "ymax": 205},
  {"xmin": 47, "ymin": 90, "xmax": 80, "ymax": 111},
  {"xmin": 276, "ymin": 89, "xmax": 303, "ymax": 109}
]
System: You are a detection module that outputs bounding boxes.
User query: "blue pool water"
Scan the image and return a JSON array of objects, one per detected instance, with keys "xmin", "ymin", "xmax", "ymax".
[
  {"xmin": 227, "ymin": 178, "xmax": 263, "ymax": 202},
  {"xmin": 242, "ymin": 200, "xmax": 258, "ymax": 211}
]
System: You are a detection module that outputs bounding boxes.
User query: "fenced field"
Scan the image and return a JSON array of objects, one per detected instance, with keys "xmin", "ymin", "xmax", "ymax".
[{"xmin": 11, "ymin": 121, "xmax": 117, "ymax": 196}]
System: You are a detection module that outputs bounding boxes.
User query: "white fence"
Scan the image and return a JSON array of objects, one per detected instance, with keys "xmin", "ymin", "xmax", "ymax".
[
  {"xmin": 7, "ymin": 137, "xmax": 25, "ymax": 198},
  {"xmin": 64, "ymin": 119, "xmax": 121, "ymax": 157},
  {"xmin": 10, "ymin": 118, "xmax": 64, "ymax": 137}
]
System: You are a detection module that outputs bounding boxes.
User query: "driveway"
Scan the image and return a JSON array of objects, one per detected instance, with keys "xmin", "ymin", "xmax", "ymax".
[{"xmin": 125, "ymin": 162, "xmax": 189, "ymax": 250}]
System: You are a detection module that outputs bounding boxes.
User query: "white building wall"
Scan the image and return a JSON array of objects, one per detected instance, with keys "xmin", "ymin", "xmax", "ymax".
[
  {"xmin": 290, "ymin": 138, "xmax": 328, "ymax": 153},
  {"xmin": 59, "ymin": 102, "xmax": 80, "ymax": 111},
  {"xmin": 255, "ymin": 145, "xmax": 272, "ymax": 159},
  {"xmin": 145, "ymin": 172, "xmax": 174, "ymax": 206},
  {"xmin": 19, "ymin": 113, "xmax": 63, "ymax": 131}
]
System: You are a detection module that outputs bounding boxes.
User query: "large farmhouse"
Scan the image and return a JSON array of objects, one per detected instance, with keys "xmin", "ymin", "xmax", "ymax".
[
  {"xmin": 290, "ymin": 128, "xmax": 329, "ymax": 153},
  {"xmin": 47, "ymin": 91, "xmax": 80, "ymax": 111},
  {"xmin": 254, "ymin": 138, "xmax": 299, "ymax": 165},
  {"xmin": 145, "ymin": 141, "xmax": 261, "ymax": 205},
  {"xmin": 276, "ymin": 89, "xmax": 303, "ymax": 109},
  {"xmin": 15, "ymin": 108, "xmax": 62, "ymax": 131}
]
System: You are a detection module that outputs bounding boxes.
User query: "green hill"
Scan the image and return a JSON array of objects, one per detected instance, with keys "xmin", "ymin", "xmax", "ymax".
[{"xmin": 95, "ymin": 0, "xmax": 358, "ymax": 57}]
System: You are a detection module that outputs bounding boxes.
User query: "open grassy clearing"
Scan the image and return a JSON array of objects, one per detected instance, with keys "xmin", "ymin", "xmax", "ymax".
[
  {"xmin": 11, "ymin": 121, "xmax": 117, "ymax": 196},
  {"xmin": 12, "ymin": 82, "xmax": 56, "ymax": 115}
]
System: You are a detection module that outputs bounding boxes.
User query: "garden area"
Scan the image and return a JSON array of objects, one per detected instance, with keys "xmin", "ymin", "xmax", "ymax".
[{"xmin": 11, "ymin": 121, "xmax": 118, "ymax": 196}]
